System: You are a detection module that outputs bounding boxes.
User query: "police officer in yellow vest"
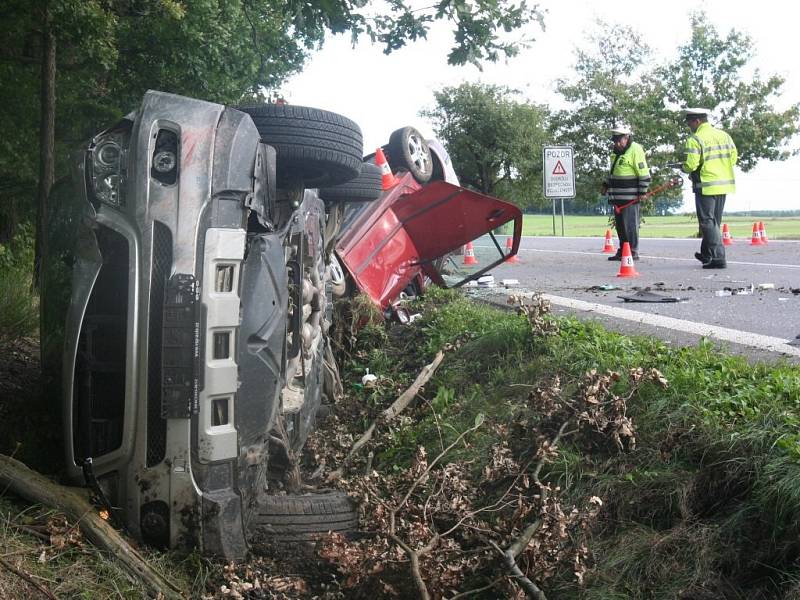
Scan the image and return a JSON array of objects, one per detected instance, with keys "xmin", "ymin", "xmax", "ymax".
[
  {"xmin": 682, "ymin": 108, "xmax": 738, "ymax": 269},
  {"xmin": 601, "ymin": 125, "xmax": 651, "ymax": 260}
]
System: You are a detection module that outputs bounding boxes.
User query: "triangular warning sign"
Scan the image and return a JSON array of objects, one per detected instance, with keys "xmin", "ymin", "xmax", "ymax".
[{"xmin": 552, "ymin": 160, "xmax": 567, "ymax": 175}]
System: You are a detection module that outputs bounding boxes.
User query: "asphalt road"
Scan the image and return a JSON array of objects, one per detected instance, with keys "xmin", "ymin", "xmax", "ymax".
[{"xmin": 470, "ymin": 236, "xmax": 800, "ymax": 364}]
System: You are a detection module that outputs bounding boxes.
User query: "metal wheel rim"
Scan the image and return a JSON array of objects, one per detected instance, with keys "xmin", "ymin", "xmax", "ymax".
[{"xmin": 407, "ymin": 133, "xmax": 430, "ymax": 173}]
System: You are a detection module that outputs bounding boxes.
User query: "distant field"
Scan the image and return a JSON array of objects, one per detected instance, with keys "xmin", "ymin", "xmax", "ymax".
[{"xmin": 523, "ymin": 214, "xmax": 800, "ymax": 239}]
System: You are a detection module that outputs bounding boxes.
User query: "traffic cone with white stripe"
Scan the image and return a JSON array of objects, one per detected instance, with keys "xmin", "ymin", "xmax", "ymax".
[
  {"xmin": 505, "ymin": 236, "xmax": 519, "ymax": 263},
  {"xmin": 750, "ymin": 222, "xmax": 762, "ymax": 246},
  {"xmin": 616, "ymin": 242, "xmax": 639, "ymax": 278},
  {"xmin": 463, "ymin": 241, "xmax": 478, "ymax": 265},
  {"xmin": 375, "ymin": 147, "xmax": 398, "ymax": 190},
  {"xmin": 758, "ymin": 221, "xmax": 769, "ymax": 244},
  {"xmin": 722, "ymin": 223, "xmax": 732, "ymax": 246},
  {"xmin": 602, "ymin": 230, "xmax": 615, "ymax": 254}
]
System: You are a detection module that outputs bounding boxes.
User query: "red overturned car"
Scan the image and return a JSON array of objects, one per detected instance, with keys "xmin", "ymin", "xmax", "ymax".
[{"xmin": 325, "ymin": 126, "xmax": 522, "ymax": 314}]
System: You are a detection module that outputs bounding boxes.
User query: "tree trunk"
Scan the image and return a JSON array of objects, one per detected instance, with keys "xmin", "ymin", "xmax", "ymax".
[
  {"xmin": 34, "ymin": 11, "xmax": 56, "ymax": 289},
  {"xmin": 0, "ymin": 454, "xmax": 185, "ymax": 599}
]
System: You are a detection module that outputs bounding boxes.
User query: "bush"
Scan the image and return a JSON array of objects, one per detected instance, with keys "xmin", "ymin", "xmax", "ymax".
[{"xmin": 0, "ymin": 227, "xmax": 38, "ymax": 342}]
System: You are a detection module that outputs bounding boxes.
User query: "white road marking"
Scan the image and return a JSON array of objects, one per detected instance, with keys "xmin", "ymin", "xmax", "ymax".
[
  {"xmin": 541, "ymin": 293, "xmax": 800, "ymax": 357},
  {"xmin": 519, "ymin": 235, "xmax": 800, "ymax": 244},
  {"xmin": 500, "ymin": 247, "xmax": 800, "ymax": 268}
]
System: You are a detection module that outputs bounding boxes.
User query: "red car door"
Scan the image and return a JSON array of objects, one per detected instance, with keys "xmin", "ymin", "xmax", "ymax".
[{"xmin": 335, "ymin": 173, "xmax": 523, "ymax": 309}]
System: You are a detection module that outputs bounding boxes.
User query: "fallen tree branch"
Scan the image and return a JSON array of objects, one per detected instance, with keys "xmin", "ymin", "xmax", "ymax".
[
  {"xmin": 492, "ymin": 540, "xmax": 547, "ymax": 600},
  {"xmin": 387, "ymin": 417, "xmax": 484, "ymax": 600},
  {"xmin": 0, "ymin": 555, "xmax": 57, "ymax": 599},
  {"xmin": 0, "ymin": 454, "xmax": 184, "ymax": 599},
  {"xmin": 491, "ymin": 419, "xmax": 573, "ymax": 599},
  {"xmin": 327, "ymin": 349, "xmax": 445, "ymax": 481}
]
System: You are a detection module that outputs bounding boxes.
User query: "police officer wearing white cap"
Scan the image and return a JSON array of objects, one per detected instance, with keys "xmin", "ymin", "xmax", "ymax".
[
  {"xmin": 681, "ymin": 107, "xmax": 738, "ymax": 269},
  {"xmin": 600, "ymin": 125, "xmax": 651, "ymax": 260}
]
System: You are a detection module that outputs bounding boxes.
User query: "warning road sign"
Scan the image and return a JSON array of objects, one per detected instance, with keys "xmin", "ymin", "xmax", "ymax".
[{"xmin": 543, "ymin": 146, "xmax": 575, "ymax": 198}]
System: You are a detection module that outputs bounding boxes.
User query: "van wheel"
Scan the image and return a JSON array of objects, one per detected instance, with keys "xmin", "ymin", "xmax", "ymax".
[
  {"xmin": 248, "ymin": 491, "xmax": 358, "ymax": 553},
  {"xmin": 319, "ymin": 162, "xmax": 382, "ymax": 202},
  {"xmin": 237, "ymin": 104, "xmax": 363, "ymax": 187}
]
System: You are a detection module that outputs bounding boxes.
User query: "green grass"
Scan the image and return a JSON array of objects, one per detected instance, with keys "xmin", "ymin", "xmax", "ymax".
[
  {"xmin": 364, "ymin": 287, "xmax": 800, "ymax": 598},
  {"xmin": 0, "ymin": 497, "xmax": 203, "ymax": 598},
  {"xmin": 523, "ymin": 213, "xmax": 800, "ymax": 239},
  {"xmin": 0, "ymin": 263, "xmax": 38, "ymax": 343},
  {"xmin": 0, "ymin": 227, "xmax": 38, "ymax": 342}
]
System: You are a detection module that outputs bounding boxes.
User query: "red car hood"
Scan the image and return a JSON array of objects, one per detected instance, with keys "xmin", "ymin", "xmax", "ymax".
[{"xmin": 335, "ymin": 172, "xmax": 522, "ymax": 309}]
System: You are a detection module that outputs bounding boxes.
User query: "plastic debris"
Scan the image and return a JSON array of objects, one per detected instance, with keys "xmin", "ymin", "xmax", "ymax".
[
  {"xmin": 757, "ymin": 283, "xmax": 775, "ymax": 290},
  {"xmin": 720, "ymin": 284, "xmax": 754, "ymax": 296},
  {"xmin": 618, "ymin": 290, "xmax": 687, "ymax": 303},
  {"xmin": 362, "ymin": 368, "xmax": 377, "ymax": 387},
  {"xmin": 408, "ymin": 313, "xmax": 422, "ymax": 323},
  {"xmin": 501, "ymin": 278, "xmax": 519, "ymax": 287},
  {"xmin": 477, "ymin": 275, "xmax": 495, "ymax": 287},
  {"xmin": 715, "ymin": 290, "xmax": 732, "ymax": 297},
  {"xmin": 588, "ymin": 284, "xmax": 619, "ymax": 291}
]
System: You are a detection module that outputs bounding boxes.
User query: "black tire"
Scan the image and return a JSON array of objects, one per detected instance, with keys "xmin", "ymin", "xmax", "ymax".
[
  {"xmin": 237, "ymin": 104, "xmax": 363, "ymax": 187},
  {"xmin": 318, "ymin": 162, "xmax": 382, "ymax": 202},
  {"xmin": 249, "ymin": 491, "xmax": 358, "ymax": 550},
  {"xmin": 387, "ymin": 126, "xmax": 433, "ymax": 184}
]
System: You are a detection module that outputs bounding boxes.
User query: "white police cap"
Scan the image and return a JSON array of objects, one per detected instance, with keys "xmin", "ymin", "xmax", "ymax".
[
  {"xmin": 683, "ymin": 107, "xmax": 712, "ymax": 118},
  {"xmin": 610, "ymin": 125, "xmax": 632, "ymax": 136}
]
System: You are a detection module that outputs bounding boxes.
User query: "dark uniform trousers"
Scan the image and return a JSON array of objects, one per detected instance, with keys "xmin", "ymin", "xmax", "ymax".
[
  {"xmin": 695, "ymin": 193, "xmax": 726, "ymax": 262},
  {"xmin": 613, "ymin": 202, "xmax": 639, "ymax": 256}
]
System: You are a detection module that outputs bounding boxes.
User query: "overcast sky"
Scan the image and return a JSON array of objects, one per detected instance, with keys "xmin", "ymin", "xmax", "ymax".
[{"xmin": 282, "ymin": 0, "xmax": 799, "ymax": 212}]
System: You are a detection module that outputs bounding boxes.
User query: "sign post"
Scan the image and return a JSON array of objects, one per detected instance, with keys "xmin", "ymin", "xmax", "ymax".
[{"xmin": 543, "ymin": 146, "xmax": 576, "ymax": 236}]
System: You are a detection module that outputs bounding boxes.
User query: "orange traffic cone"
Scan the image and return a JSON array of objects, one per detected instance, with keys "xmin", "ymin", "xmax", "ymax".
[
  {"xmin": 616, "ymin": 242, "xmax": 639, "ymax": 278},
  {"xmin": 750, "ymin": 222, "xmax": 762, "ymax": 246},
  {"xmin": 722, "ymin": 223, "xmax": 732, "ymax": 246},
  {"xmin": 375, "ymin": 147, "xmax": 398, "ymax": 190},
  {"xmin": 602, "ymin": 230, "xmax": 615, "ymax": 253},
  {"xmin": 758, "ymin": 221, "xmax": 769, "ymax": 244},
  {"xmin": 463, "ymin": 241, "xmax": 478, "ymax": 265},
  {"xmin": 505, "ymin": 236, "xmax": 519, "ymax": 263}
]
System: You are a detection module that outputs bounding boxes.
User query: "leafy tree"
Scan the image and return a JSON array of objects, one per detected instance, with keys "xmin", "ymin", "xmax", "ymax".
[
  {"xmin": 421, "ymin": 82, "xmax": 550, "ymax": 209},
  {"xmin": 656, "ymin": 13, "xmax": 800, "ymax": 171},
  {"xmin": 0, "ymin": 0, "xmax": 545, "ymax": 262},
  {"xmin": 553, "ymin": 22, "xmax": 684, "ymax": 214},
  {"xmin": 553, "ymin": 15, "xmax": 799, "ymax": 214}
]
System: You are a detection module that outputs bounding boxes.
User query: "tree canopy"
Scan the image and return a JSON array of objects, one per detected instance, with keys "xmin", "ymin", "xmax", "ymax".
[
  {"xmin": 552, "ymin": 14, "xmax": 799, "ymax": 213},
  {"xmin": 421, "ymin": 82, "xmax": 550, "ymax": 209},
  {"xmin": 421, "ymin": 16, "xmax": 797, "ymax": 215},
  {"xmin": 0, "ymin": 0, "xmax": 545, "ymax": 245}
]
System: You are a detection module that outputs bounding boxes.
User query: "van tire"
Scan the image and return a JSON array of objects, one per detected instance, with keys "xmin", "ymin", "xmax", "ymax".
[
  {"xmin": 248, "ymin": 491, "xmax": 358, "ymax": 551},
  {"xmin": 237, "ymin": 104, "xmax": 363, "ymax": 187},
  {"xmin": 319, "ymin": 162, "xmax": 382, "ymax": 202}
]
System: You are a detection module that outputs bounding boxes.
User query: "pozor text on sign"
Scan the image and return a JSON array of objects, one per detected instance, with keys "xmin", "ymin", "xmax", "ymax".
[{"xmin": 543, "ymin": 146, "xmax": 576, "ymax": 199}]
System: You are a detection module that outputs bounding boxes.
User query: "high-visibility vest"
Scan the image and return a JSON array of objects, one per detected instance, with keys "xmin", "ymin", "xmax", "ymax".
[
  {"xmin": 682, "ymin": 122, "xmax": 737, "ymax": 195},
  {"xmin": 607, "ymin": 141, "xmax": 651, "ymax": 204}
]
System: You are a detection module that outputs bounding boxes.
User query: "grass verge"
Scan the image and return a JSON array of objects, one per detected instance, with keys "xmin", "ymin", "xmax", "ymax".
[
  {"xmin": 523, "ymin": 213, "xmax": 800, "ymax": 239},
  {"xmin": 342, "ymin": 287, "xmax": 800, "ymax": 598}
]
